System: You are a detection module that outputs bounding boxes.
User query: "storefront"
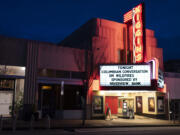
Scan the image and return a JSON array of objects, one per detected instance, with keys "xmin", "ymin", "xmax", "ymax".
[
  {"xmin": 86, "ymin": 3, "xmax": 166, "ymax": 119},
  {"xmin": 37, "ymin": 82, "xmax": 84, "ymax": 119},
  {"xmin": 91, "ymin": 63, "xmax": 166, "ymax": 119},
  {"xmin": 0, "ymin": 65, "xmax": 25, "ymax": 116},
  {"xmin": 92, "ymin": 90, "xmax": 165, "ymax": 118},
  {"xmin": 35, "ymin": 44, "xmax": 86, "ymax": 119}
]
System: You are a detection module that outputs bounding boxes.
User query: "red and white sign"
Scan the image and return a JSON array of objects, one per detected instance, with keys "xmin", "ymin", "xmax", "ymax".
[
  {"xmin": 133, "ymin": 4, "xmax": 144, "ymax": 63},
  {"xmin": 123, "ymin": 3, "xmax": 145, "ymax": 63}
]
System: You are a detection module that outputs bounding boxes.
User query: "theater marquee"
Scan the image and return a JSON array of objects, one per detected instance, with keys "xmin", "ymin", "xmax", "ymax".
[{"xmin": 100, "ymin": 65, "xmax": 151, "ymax": 87}]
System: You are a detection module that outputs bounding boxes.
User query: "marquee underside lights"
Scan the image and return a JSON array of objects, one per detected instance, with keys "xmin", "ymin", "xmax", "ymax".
[{"xmin": 100, "ymin": 65, "xmax": 151, "ymax": 87}]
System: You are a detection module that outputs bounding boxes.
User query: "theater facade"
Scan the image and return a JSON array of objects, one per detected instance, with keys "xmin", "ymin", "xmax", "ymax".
[{"xmin": 0, "ymin": 3, "xmax": 166, "ymax": 119}]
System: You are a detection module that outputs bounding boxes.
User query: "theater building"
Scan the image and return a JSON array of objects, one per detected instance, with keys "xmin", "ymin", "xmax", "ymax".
[
  {"xmin": 0, "ymin": 3, "xmax": 166, "ymax": 119},
  {"xmin": 59, "ymin": 3, "xmax": 166, "ymax": 119}
]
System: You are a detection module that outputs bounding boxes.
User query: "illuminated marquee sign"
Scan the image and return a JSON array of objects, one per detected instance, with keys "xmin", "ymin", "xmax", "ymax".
[
  {"xmin": 133, "ymin": 4, "xmax": 143, "ymax": 63},
  {"xmin": 100, "ymin": 65, "xmax": 151, "ymax": 87},
  {"xmin": 124, "ymin": 3, "xmax": 145, "ymax": 63}
]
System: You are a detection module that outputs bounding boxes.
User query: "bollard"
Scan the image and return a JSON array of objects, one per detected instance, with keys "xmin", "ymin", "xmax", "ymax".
[
  {"xmin": 30, "ymin": 115, "xmax": 35, "ymax": 130},
  {"xmin": 46, "ymin": 115, "xmax": 51, "ymax": 129},
  {"xmin": 0, "ymin": 115, "xmax": 3, "ymax": 131},
  {"xmin": 12, "ymin": 115, "xmax": 17, "ymax": 132}
]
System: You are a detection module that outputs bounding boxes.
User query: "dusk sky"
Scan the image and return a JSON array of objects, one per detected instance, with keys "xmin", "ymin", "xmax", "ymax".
[{"xmin": 0, "ymin": 0, "xmax": 179, "ymax": 61}]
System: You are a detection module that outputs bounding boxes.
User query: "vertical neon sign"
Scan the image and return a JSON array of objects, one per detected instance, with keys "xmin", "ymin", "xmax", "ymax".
[
  {"xmin": 133, "ymin": 4, "xmax": 143, "ymax": 63},
  {"xmin": 124, "ymin": 3, "xmax": 145, "ymax": 63}
]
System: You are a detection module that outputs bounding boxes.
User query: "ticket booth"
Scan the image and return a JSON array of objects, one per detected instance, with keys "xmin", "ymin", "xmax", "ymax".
[{"xmin": 118, "ymin": 98, "xmax": 134, "ymax": 118}]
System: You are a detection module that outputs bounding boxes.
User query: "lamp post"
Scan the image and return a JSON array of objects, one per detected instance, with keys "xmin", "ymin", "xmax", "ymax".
[{"xmin": 82, "ymin": 49, "xmax": 88, "ymax": 126}]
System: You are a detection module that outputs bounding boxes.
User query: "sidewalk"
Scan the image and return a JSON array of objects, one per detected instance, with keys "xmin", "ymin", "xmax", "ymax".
[{"xmin": 1, "ymin": 115, "xmax": 180, "ymax": 130}]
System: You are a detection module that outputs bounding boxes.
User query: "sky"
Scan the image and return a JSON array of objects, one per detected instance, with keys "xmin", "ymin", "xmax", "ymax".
[{"xmin": 0, "ymin": 0, "xmax": 180, "ymax": 61}]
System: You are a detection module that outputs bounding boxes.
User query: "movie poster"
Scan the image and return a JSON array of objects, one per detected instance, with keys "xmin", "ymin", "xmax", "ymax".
[
  {"xmin": 148, "ymin": 97, "xmax": 155, "ymax": 112},
  {"xmin": 157, "ymin": 96, "xmax": 164, "ymax": 112},
  {"xmin": 93, "ymin": 96, "xmax": 103, "ymax": 114}
]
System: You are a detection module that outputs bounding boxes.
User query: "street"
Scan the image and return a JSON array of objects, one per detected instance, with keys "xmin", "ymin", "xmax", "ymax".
[
  {"xmin": 76, "ymin": 127, "xmax": 180, "ymax": 135},
  {"xmin": 1, "ymin": 127, "xmax": 180, "ymax": 135}
]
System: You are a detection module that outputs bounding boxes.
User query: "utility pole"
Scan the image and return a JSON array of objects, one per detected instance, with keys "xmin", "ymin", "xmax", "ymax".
[{"xmin": 82, "ymin": 49, "xmax": 88, "ymax": 126}]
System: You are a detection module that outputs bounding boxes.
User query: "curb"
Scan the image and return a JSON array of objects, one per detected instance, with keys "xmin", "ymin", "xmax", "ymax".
[{"xmin": 1, "ymin": 124, "xmax": 180, "ymax": 131}]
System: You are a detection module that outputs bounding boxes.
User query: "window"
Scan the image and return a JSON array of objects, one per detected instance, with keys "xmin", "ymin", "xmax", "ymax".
[
  {"xmin": 0, "ymin": 65, "xmax": 25, "ymax": 76},
  {"xmin": 71, "ymin": 71, "xmax": 85, "ymax": 79},
  {"xmin": 0, "ymin": 79, "xmax": 15, "ymax": 91},
  {"xmin": 38, "ymin": 69, "xmax": 84, "ymax": 79},
  {"xmin": 56, "ymin": 70, "xmax": 70, "ymax": 78}
]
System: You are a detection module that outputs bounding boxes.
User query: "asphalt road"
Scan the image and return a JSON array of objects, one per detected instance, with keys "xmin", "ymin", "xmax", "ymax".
[
  {"xmin": 76, "ymin": 127, "xmax": 180, "ymax": 135},
  {"xmin": 1, "ymin": 127, "xmax": 180, "ymax": 135}
]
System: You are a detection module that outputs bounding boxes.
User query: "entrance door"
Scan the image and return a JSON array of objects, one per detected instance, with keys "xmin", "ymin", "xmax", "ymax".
[
  {"xmin": 118, "ymin": 98, "xmax": 134, "ymax": 116},
  {"xmin": 136, "ymin": 96, "xmax": 143, "ymax": 114},
  {"xmin": 38, "ymin": 84, "xmax": 59, "ymax": 118},
  {"xmin": 105, "ymin": 96, "xmax": 118, "ymax": 114}
]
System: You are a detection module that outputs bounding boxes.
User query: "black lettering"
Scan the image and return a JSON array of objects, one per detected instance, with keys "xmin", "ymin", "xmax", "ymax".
[{"xmin": 109, "ymin": 74, "xmax": 114, "ymax": 77}]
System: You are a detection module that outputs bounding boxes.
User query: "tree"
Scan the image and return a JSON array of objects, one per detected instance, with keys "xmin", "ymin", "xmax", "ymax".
[{"xmin": 73, "ymin": 40, "xmax": 107, "ymax": 125}]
